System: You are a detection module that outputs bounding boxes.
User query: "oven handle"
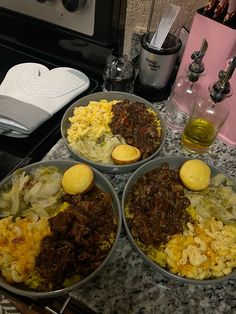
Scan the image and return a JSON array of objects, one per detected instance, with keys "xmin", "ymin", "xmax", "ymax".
[
  {"xmin": 45, "ymin": 296, "xmax": 71, "ymax": 314},
  {"xmin": 0, "ymin": 287, "xmax": 97, "ymax": 314}
]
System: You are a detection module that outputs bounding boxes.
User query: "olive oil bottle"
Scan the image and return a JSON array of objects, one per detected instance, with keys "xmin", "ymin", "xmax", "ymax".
[
  {"xmin": 181, "ymin": 118, "xmax": 216, "ymax": 153},
  {"xmin": 165, "ymin": 39, "xmax": 208, "ymax": 132},
  {"xmin": 181, "ymin": 56, "xmax": 236, "ymax": 153}
]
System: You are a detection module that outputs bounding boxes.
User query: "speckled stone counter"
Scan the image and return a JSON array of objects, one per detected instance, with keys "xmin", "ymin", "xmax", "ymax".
[{"xmin": 43, "ymin": 103, "xmax": 236, "ymax": 314}]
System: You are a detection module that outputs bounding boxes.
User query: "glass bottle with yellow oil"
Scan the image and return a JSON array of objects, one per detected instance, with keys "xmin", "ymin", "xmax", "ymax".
[
  {"xmin": 165, "ymin": 39, "xmax": 208, "ymax": 132},
  {"xmin": 181, "ymin": 56, "xmax": 236, "ymax": 153}
]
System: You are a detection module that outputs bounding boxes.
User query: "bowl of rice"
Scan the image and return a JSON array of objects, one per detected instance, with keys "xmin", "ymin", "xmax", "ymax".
[
  {"xmin": 122, "ymin": 156, "xmax": 236, "ymax": 284},
  {"xmin": 0, "ymin": 160, "xmax": 121, "ymax": 298},
  {"xmin": 61, "ymin": 91, "xmax": 166, "ymax": 173}
]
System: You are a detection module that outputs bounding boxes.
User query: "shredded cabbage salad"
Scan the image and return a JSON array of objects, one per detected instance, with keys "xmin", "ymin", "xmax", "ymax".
[
  {"xmin": 0, "ymin": 166, "xmax": 63, "ymax": 219},
  {"xmin": 185, "ymin": 173, "xmax": 236, "ymax": 224}
]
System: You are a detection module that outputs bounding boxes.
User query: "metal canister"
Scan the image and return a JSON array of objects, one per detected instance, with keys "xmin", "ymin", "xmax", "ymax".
[{"xmin": 139, "ymin": 32, "xmax": 181, "ymax": 89}]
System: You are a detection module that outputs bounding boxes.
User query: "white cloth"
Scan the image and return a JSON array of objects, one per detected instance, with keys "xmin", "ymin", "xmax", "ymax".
[
  {"xmin": 0, "ymin": 63, "xmax": 90, "ymax": 135},
  {"xmin": 0, "ymin": 63, "xmax": 90, "ymax": 115}
]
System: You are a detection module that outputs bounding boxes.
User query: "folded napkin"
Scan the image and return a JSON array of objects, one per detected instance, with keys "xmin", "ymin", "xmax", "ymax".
[{"xmin": 0, "ymin": 63, "xmax": 90, "ymax": 135}]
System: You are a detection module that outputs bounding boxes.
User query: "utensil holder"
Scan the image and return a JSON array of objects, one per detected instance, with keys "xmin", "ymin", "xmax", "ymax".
[{"xmin": 139, "ymin": 32, "xmax": 181, "ymax": 90}]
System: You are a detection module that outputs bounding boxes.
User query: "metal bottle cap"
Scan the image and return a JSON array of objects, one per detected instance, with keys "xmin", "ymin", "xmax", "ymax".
[
  {"xmin": 210, "ymin": 56, "xmax": 236, "ymax": 103},
  {"xmin": 187, "ymin": 39, "xmax": 208, "ymax": 82}
]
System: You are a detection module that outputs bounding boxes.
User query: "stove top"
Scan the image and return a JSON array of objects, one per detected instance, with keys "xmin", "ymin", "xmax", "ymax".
[{"xmin": 0, "ymin": 0, "xmax": 127, "ymax": 180}]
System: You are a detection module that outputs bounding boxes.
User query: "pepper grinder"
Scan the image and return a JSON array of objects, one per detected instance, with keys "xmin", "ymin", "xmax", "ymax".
[{"xmin": 181, "ymin": 56, "xmax": 236, "ymax": 153}]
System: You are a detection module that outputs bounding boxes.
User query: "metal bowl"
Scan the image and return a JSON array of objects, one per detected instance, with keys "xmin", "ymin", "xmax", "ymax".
[
  {"xmin": 122, "ymin": 156, "xmax": 236, "ymax": 285},
  {"xmin": 0, "ymin": 160, "xmax": 121, "ymax": 298},
  {"xmin": 61, "ymin": 91, "xmax": 166, "ymax": 173}
]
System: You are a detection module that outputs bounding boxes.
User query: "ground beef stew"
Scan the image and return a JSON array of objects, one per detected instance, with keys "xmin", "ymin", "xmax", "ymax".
[
  {"xmin": 126, "ymin": 163, "xmax": 191, "ymax": 247},
  {"xmin": 109, "ymin": 100, "xmax": 162, "ymax": 159},
  {"xmin": 35, "ymin": 186, "xmax": 117, "ymax": 290}
]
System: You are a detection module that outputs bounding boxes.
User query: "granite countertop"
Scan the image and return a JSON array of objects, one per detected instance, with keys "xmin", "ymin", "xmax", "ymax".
[{"xmin": 42, "ymin": 102, "xmax": 236, "ymax": 314}]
